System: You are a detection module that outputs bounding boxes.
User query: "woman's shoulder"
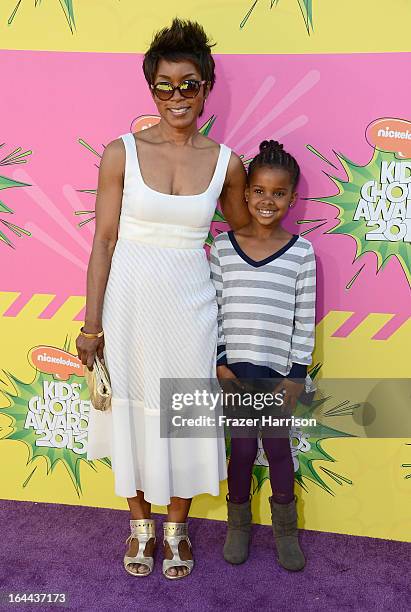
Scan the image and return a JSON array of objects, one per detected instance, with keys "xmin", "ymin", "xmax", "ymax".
[
  {"xmin": 133, "ymin": 126, "xmax": 159, "ymax": 145},
  {"xmin": 98, "ymin": 137, "xmax": 126, "ymax": 173},
  {"xmin": 105, "ymin": 136, "xmax": 127, "ymax": 151},
  {"xmin": 197, "ymin": 134, "xmax": 235, "ymax": 156},
  {"xmin": 195, "ymin": 132, "xmax": 218, "ymax": 146}
]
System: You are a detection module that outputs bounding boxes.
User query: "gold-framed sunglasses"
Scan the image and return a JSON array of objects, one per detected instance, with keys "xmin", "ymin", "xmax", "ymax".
[{"xmin": 150, "ymin": 79, "xmax": 208, "ymax": 101}]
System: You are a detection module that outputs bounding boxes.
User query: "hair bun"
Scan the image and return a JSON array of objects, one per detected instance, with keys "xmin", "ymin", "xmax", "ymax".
[
  {"xmin": 259, "ymin": 140, "xmax": 284, "ymax": 153},
  {"xmin": 249, "ymin": 139, "xmax": 300, "ymax": 187}
]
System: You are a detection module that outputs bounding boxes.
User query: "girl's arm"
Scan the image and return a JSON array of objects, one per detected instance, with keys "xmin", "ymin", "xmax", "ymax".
[
  {"xmin": 209, "ymin": 238, "xmax": 227, "ymax": 366},
  {"xmin": 288, "ymin": 243, "xmax": 317, "ymax": 379},
  {"xmin": 219, "ymin": 152, "xmax": 250, "ymax": 230}
]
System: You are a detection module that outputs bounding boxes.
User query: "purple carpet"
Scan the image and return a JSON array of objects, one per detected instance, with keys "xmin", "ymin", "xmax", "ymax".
[{"xmin": 0, "ymin": 499, "xmax": 410, "ymax": 612}]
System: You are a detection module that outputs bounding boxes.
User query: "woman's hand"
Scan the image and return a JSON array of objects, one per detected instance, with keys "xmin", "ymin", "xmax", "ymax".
[
  {"xmin": 274, "ymin": 378, "xmax": 304, "ymax": 412},
  {"xmin": 76, "ymin": 332, "xmax": 105, "ymax": 372}
]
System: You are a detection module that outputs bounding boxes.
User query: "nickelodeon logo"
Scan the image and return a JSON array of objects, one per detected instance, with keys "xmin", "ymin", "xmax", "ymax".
[
  {"xmin": 29, "ymin": 346, "xmax": 85, "ymax": 381},
  {"xmin": 366, "ymin": 118, "xmax": 411, "ymax": 158},
  {"xmin": 131, "ymin": 114, "xmax": 160, "ymax": 133}
]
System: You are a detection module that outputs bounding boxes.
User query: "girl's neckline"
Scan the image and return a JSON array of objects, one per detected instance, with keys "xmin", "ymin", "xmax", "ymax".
[
  {"xmin": 130, "ymin": 133, "xmax": 223, "ymax": 198},
  {"xmin": 228, "ymin": 231, "xmax": 299, "ymax": 268}
]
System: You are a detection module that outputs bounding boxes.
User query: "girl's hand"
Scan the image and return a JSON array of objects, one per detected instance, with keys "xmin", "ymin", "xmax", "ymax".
[
  {"xmin": 217, "ymin": 365, "xmax": 245, "ymax": 393},
  {"xmin": 275, "ymin": 378, "xmax": 304, "ymax": 412},
  {"xmin": 217, "ymin": 365, "xmax": 237, "ymax": 381},
  {"xmin": 76, "ymin": 332, "xmax": 105, "ymax": 371}
]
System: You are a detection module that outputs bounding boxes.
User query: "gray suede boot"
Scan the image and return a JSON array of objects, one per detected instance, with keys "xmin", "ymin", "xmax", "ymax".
[
  {"xmin": 223, "ymin": 495, "xmax": 252, "ymax": 564},
  {"xmin": 269, "ymin": 495, "xmax": 305, "ymax": 571}
]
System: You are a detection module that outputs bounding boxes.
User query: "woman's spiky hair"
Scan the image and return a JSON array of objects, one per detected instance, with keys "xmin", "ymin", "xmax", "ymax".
[{"xmin": 143, "ymin": 18, "xmax": 216, "ymax": 89}]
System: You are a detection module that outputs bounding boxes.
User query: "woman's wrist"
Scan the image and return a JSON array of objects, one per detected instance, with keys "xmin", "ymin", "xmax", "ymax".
[
  {"xmin": 83, "ymin": 321, "xmax": 103, "ymax": 334},
  {"xmin": 80, "ymin": 325, "xmax": 104, "ymax": 338}
]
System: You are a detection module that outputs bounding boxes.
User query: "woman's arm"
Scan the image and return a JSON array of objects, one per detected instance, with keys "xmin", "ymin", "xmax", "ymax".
[
  {"xmin": 219, "ymin": 152, "xmax": 250, "ymax": 231},
  {"xmin": 76, "ymin": 138, "xmax": 124, "ymax": 369}
]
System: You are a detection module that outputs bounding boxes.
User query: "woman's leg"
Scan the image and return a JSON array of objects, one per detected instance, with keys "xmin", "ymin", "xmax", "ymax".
[
  {"xmin": 261, "ymin": 435, "xmax": 294, "ymax": 503},
  {"xmin": 164, "ymin": 497, "xmax": 192, "ymax": 578},
  {"xmin": 126, "ymin": 491, "xmax": 155, "ymax": 575},
  {"xmin": 128, "ymin": 490, "xmax": 151, "ymax": 518}
]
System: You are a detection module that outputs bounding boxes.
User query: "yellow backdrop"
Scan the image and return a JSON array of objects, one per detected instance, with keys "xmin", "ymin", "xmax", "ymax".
[
  {"xmin": 1, "ymin": 1, "xmax": 410, "ymax": 542},
  {"xmin": 1, "ymin": 0, "xmax": 410, "ymax": 54}
]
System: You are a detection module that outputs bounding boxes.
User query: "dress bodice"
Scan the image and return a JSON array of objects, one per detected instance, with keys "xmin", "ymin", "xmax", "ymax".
[{"xmin": 118, "ymin": 132, "xmax": 232, "ymax": 249}]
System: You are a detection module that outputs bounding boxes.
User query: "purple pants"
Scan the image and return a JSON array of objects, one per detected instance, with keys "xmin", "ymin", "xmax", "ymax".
[
  {"xmin": 228, "ymin": 435, "xmax": 295, "ymax": 504},
  {"xmin": 225, "ymin": 363, "xmax": 296, "ymax": 504}
]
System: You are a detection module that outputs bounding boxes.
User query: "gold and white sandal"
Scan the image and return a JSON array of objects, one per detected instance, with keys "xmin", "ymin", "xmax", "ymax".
[
  {"xmin": 162, "ymin": 522, "xmax": 194, "ymax": 580},
  {"xmin": 124, "ymin": 519, "xmax": 156, "ymax": 577}
]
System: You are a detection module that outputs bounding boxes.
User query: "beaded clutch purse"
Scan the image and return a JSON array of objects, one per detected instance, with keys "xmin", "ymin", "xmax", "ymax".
[{"xmin": 84, "ymin": 355, "xmax": 112, "ymax": 411}]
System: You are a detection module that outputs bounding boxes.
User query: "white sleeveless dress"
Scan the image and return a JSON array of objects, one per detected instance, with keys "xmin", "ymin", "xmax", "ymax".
[{"xmin": 87, "ymin": 132, "xmax": 230, "ymax": 505}]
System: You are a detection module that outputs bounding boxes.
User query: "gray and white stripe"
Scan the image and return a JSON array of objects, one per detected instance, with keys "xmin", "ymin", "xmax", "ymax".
[{"xmin": 209, "ymin": 232, "xmax": 316, "ymax": 376}]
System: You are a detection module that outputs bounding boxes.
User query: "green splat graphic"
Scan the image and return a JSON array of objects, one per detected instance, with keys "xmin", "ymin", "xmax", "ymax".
[
  {"xmin": 251, "ymin": 398, "xmax": 354, "ymax": 495},
  {"xmin": 226, "ymin": 366, "xmax": 354, "ymax": 496},
  {"xmin": 307, "ymin": 146, "xmax": 411, "ymax": 285},
  {"xmin": 402, "ymin": 443, "xmax": 411, "ymax": 480},
  {"xmin": 8, "ymin": 0, "xmax": 75, "ymax": 32},
  {"xmin": 0, "ymin": 339, "xmax": 110, "ymax": 495},
  {"xmin": 241, "ymin": 0, "xmax": 314, "ymax": 34},
  {"xmin": 0, "ymin": 144, "xmax": 32, "ymax": 247}
]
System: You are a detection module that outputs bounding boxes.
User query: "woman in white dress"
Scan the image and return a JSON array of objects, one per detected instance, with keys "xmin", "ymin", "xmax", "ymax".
[{"xmin": 75, "ymin": 19, "xmax": 249, "ymax": 579}]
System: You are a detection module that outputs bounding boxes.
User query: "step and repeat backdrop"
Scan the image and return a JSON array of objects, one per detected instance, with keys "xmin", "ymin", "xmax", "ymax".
[{"xmin": 0, "ymin": 1, "xmax": 410, "ymax": 541}]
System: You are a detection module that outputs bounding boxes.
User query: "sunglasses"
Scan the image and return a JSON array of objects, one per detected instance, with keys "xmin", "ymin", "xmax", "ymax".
[{"xmin": 150, "ymin": 79, "xmax": 208, "ymax": 101}]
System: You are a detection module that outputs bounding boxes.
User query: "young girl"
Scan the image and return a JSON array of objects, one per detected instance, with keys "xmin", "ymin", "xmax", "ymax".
[{"xmin": 210, "ymin": 140, "xmax": 316, "ymax": 571}]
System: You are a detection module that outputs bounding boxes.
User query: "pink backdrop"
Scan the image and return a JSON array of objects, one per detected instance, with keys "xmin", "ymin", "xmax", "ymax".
[{"xmin": 1, "ymin": 50, "xmax": 410, "ymax": 337}]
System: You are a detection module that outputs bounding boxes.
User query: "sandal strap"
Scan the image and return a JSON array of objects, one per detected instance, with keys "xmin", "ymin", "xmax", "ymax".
[
  {"xmin": 162, "ymin": 521, "xmax": 193, "ymax": 577},
  {"xmin": 129, "ymin": 518, "xmax": 155, "ymax": 537},
  {"xmin": 163, "ymin": 521, "xmax": 189, "ymax": 538},
  {"xmin": 163, "ymin": 557, "xmax": 194, "ymax": 573},
  {"xmin": 124, "ymin": 519, "xmax": 156, "ymax": 574},
  {"xmin": 124, "ymin": 553, "xmax": 154, "ymax": 573}
]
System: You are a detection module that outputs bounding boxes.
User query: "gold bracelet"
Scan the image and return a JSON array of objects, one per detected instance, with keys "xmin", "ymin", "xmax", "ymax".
[{"xmin": 80, "ymin": 326, "xmax": 104, "ymax": 339}]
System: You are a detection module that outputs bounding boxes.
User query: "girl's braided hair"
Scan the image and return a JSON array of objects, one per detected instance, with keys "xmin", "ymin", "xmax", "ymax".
[{"xmin": 247, "ymin": 140, "xmax": 300, "ymax": 188}]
